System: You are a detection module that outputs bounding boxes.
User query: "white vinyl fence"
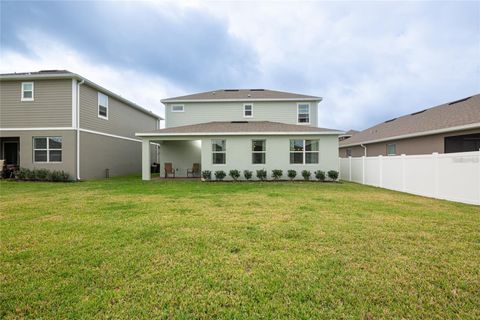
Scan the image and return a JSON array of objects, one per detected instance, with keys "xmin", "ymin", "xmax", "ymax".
[{"xmin": 339, "ymin": 151, "xmax": 480, "ymax": 205}]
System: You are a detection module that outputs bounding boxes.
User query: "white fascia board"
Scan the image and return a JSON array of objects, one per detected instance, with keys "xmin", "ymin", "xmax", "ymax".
[
  {"xmin": 136, "ymin": 130, "xmax": 343, "ymax": 138},
  {"xmin": 0, "ymin": 127, "xmax": 74, "ymax": 131},
  {"xmin": 340, "ymin": 122, "xmax": 480, "ymax": 148},
  {"xmin": 0, "ymin": 73, "xmax": 163, "ymax": 120},
  {"xmin": 161, "ymin": 97, "xmax": 323, "ymax": 103}
]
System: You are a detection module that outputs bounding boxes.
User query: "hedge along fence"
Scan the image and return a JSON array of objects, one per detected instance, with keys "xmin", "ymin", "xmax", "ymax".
[
  {"xmin": 14, "ymin": 168, "xmax": 71, "ymax": 182},
  {"xmin": 201, "ymin": 169, "xmax": 339, "ymax": 182}
]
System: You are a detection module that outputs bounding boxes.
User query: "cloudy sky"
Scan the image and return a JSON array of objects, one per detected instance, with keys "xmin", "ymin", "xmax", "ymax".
[{"xmin": 1, "ymin": 1, "xmax": 479, "ymax": 130}]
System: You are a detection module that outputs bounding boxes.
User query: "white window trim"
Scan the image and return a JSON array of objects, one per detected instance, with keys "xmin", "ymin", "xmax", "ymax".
[
  {"xmin": 212, "ymin": 139, "xmax": 226, "ymax": 165},
  {"xmin": 98, "ymin": 92, "xmax": 109, "ymax": 120},
  {"xmin": 243, "ymin": 104, "xmax": 253, "ymax": 118},
  {"xmin": 171, "ymin": 105, "xmax": 184, "ymax": 113},
  {"xmin": 387, "ymin": 143, "xmax": 397, "ymax": 156},
  {"xmin": 33, "ymin": 137, "xmax": 63, "ymax": 163},
  {"xmin": 21, "ymin": 82, "xmax": 34, "ymax": 101},
  {"xmin": 297, "ymin": 103, "xmax": 310, "ymax": 125},
  {"xmin": 251, "ymin": 139, "xmax": 266, "ymax": 165},
  {"xmin": 289, "ymin": 139, "xmax": 319, "ymax": 165}
]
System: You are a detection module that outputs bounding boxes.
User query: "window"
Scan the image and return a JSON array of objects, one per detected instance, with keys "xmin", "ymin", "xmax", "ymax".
[
  {"xmin": 98, "ymin": 92, "xmax": 108, "ymax": 119},
  {"xmin": 21, "ymin": 82, "xmax": 34, "ymax": 101},
  {"xmin": 171, "ymin": 105, "xmax": 184, "ymax": 112},
  {"xmin": 244, "ymin": 104, "xmax": 253, "ymax": 118},
  {"xmin": 297, "ymin": 103, "xmax": 310, "ymax": 124},
  {"xmin": 346, "ymin": 148, "xmax": 352, "ymax": 157},
  {"xmin": 387, "ymin": 143, "xmax": 396, "ymax": 156},
  {"xmin": 252, "ymin": 140, "xmax": 266, "ymax": 164},
  {"xmin": 212, "ymin": 139, "xmax": 226, "ymax": 164},
  {"xmin": 290, "ymin": 139, "xmax": 319, "ymax": 164},
  {"xmin": 33, "ymin": 137, "xmax": 62, "ymax": 163}
]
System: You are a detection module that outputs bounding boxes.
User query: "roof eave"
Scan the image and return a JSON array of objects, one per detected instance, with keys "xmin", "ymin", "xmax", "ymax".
[
  {"xmin": 161, "ymin": 97, "xmax": 322, "ymax": 103},
  {"xmin": 136, "ymin": 130, "xmax": 343, "ymax": 137},
  {"xmin": 339, "ymin": 122, "xmax": 480, "ymax": 148}
]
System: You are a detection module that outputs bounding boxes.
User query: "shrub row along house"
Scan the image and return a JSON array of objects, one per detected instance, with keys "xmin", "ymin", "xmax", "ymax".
[
  {"xmin": 136, "ymin": 89, "xmax": 343, "ymax": 180},
  {"xmin": 0, "ymin": 70, "xmax": 161, "ymax": 179},
  {"xmin": 339, "ymin": 94, "xmax": 480, "ymax": 157}
]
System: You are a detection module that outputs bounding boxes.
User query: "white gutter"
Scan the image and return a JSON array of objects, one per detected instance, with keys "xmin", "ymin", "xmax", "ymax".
[
  {"xmin": 340, "ymin": 122, "xmax": 480, "ymax": 148},
  {"xmin": 76, "ymin": 79, "xmax": 85, "ymax": 180},
  {"xmin": 360, "ymin": 144, "xmax": 367, "ymax": 157},
  {"xmin": 136, "ymin": 130, "xmax": 344, "ymax": 137},
  {"xmin": 161, "ymin": 97, "xmax": 322, "ymax": 103}
]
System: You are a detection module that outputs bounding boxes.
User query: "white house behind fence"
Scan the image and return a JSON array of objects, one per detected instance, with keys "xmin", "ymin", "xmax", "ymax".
[{"xmin": 340, "ymin": 151, "xmax": 480, "ymax": 205}]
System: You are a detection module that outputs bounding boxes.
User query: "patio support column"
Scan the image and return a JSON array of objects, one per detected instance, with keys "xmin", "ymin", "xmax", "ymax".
[{"xmin": 142, "ymin": 138, "xmax": 151, "ymax": 181}]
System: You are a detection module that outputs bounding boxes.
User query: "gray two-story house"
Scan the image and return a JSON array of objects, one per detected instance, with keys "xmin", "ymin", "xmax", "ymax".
[
  {"xmin": 0, "ymin": 70, "xmax": 161, "ymax": 179},
  {"xmin": 136, "ymin": 89, "xmax": 343, "ymax": 180}
]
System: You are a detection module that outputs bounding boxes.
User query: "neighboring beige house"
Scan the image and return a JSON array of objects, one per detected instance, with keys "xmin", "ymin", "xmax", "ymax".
[
  {"xmin": 0, "ymin": 70, "xmax": 161, "ymax": 179},
  {"xmin": 136, "ymin": 89, "xmax": 343, "ymax": 180},
  {"xmin": 339, "ymin": 94, "xmax": 480, "ymax": 157}
]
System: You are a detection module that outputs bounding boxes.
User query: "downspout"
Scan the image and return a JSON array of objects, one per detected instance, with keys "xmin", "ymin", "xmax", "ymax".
[
  {"xmin": 76, "ymin": 79, "xmax": 85, "ymax": 180},
  {"xmin": 361, "ymin": 144, "xmax": 367, "ymax": 157}
]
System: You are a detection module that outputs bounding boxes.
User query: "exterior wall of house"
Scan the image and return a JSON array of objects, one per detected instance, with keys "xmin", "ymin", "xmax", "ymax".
[
  {"xmin": 339, "ymin": 128, "xmax": 480, "ymax": 157},
  {"xmin": 164, "ymin": 101, "xmax": 319, "ymax": 128},
  {"xmin": 158, "ymin": 140, "xmax": 202, "ymax": 177},
  {"xmin": 79, "ymin": 131, "xmax": 156, "ymax": 179},
  {"xmin": 200, "ymin": 135, "xmax": 339, "ymax": 180},
  {"xmin": 0, "ymin": 79, "xmax": 72, "ymax": 128},
  {"xmin": 0, "ymin": 129, "xmax": 76, "ymax": 176},
  {"xmin": 79, "ymin": 84, "xmax": 158, "ymax": 139}
]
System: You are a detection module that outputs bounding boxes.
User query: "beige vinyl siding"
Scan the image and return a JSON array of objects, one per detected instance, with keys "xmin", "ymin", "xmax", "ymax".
[
  {"xmin": 165, "ymin": 101, "xmax": 319, "ymax": 128},
  {"xmin": 79, "ymin": 84, "xmax": 157, "ymax": 138},
  {"xmin": 0, "ymin": 80, "xmax": 72, "ymax": 128}
]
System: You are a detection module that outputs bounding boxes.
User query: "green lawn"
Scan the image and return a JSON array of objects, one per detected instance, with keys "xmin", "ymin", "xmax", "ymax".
[{"xmin": 1, "ymin": 177, "xmax": 479, "ymax": 319}]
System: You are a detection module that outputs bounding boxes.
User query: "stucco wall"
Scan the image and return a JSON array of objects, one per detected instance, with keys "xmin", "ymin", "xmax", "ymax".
[
  {"xmin": 158, "ymin": 140, "xmax": 202, "ymax": 177},
  {"xmin": 200, "ymin": 135, "xmax": 339, "ymax": 180},
  {"xmin": 339, "ymin": 128, "xmax": 480, "ymax": 157},
  {"xmin": 0, "ymin": 129, "xmax": 76, "ymax": 177},
  {"xmin": 165, "ymin": 101, "xmax": 319, "ymax": 128}
]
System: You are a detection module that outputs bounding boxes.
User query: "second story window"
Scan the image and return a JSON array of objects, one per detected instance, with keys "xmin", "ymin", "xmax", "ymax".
[
  {"xmin": 98, "ymin": 92, "xmax": 109, "ymax": 120},
  {"xmin": 297, "ymin": 103, "xmax": 310, "ymax": 124},
  {"xmin": 171, "ymin": 105, "xmax": 184, "ymax": 112},
  {"xmin": 244, "ymin": 104, "xmax": 253, "ymax": 118},
  {"xmin": 21, "ymin": 82, "xmax": 34, "ymax": 101}
]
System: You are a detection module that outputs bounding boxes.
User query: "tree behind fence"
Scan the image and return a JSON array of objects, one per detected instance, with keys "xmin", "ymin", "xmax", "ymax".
[{"xmin": 339, "ymin": 151, "xmax": 480, "ymax": 205}]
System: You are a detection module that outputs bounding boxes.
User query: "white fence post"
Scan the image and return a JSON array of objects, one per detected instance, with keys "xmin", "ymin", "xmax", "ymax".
[
  {"xmin": 378, "ymin": 155, "xmax": 383, "ymax": 187},
  {"xmin": 349, "ymin": 156, "xmax": 352, "ymax": 181},
  {"xmin": 362, "ymin": 156, "xmax": 365, "ymax": 184},
  {"xmin": 401, "ymin": 154, "xmax": 406, "ymax": 192},
  {"xmin": 433, "ymin": 152, "xmax": 439, "ymax": 198}
]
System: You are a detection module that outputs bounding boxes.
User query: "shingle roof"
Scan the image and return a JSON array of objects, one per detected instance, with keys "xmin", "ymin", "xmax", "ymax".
[
  {"xmin": 0, "ymin": 70, "xmax": 72, "ymax": 76},
  {"xmin": 161, "ymin": 89, "xmax": 321, "ymax": 102},
  {"xmin": 137, "ymin": 121, "xmax": 342, "ymax": 136},
  {"xmin": 340, "ymin": 94, "xmax": 480, "ymax": 147}
]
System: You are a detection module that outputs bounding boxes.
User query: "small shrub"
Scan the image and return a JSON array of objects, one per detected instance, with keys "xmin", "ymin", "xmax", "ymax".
[
  {"xmin": 214, "ymin": 170, "xmax": 226, "ymax": 181},
  {"xmin": 243, "ymin": 170, "xmax": 253, "ymax": 180},
  {"xmin": 14, "ymin": 168, "xmax": 30, "ymax": 180},
  {"xmin": 27, "ymin": 169, "xmax": 36, "ymax": 181},
  {"xmin": 202, "ymin": 170, "xmax": 212, "ymax": 181},
  {"xmin": 301, "ymin": 170, "xmax": 311, "ymax": 181},
  {"xmin": 315, "ymin": 170, "xmax": 326, "ymax": 182},
  {"xmin": 256, "ymin": 169, "xmax": 267, "ymax": 181},
  {"xmin": 34, "ymin": 169, "xmax": 50, "ymax": 181},
  {"xmin": 287, "ymin": 169, "xmax": 297, "ymax": 181},
  {"xmin": 229, "ymin": 169, "xmax": 241, "ymax": 181},
  {"xmin": 327, "ymin": 170, "xmax": 339, "ymax": 181},
  {"xmin": 271, "ymin": 169, "xmax": 283, "ymax": 180}
]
